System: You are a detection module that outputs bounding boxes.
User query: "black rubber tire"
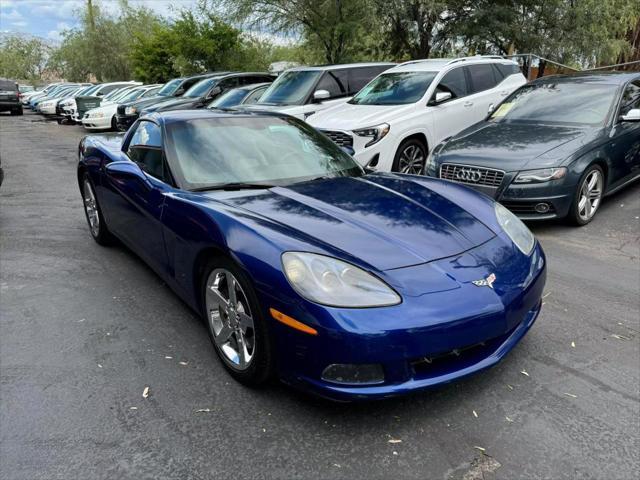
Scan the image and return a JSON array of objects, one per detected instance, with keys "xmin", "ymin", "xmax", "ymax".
[
  {"xmin": 391, "ymin": 137, "xmax": 428, "ymax": 174},
  {"xmin": 110, "ymin": 116, "xmax": 117, "ymax": 131},
  {"xmin": 10, "ymin": 107, "xmax": 23, "ymax": 116},
  {"xmin": 566, "ymin": 164, "xmax": 605, "ymax": 226},
  {"xmin": 81, "ymin": 173, "xmax": 115, "ymax": 245},
  {"xmin": 201, "ymin": 256, "xmax": 274, "ymax": 386}
]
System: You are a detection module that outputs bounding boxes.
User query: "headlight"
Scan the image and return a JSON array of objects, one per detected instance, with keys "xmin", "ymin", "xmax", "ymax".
[
  {"xmin": 495, "ymin": 203, "xmax": 535, "ymax": 255},
  {"xmin": 353, "ymin": 123, "xmax": 390, "ymax": 148},
  {"xmin": 92, "ymin": 112, "xmax": 105, "ymax": 118},
  {"xmin": 514, "ymin": 167, "xmax": 566, "ymax": 183},
  {"xmin": 282, "ymin": 252, "xmax": 401, "ymax": 307},
  {"xmin": 125, "ymin": 106, "xmax": 137, "ymax": 115}
]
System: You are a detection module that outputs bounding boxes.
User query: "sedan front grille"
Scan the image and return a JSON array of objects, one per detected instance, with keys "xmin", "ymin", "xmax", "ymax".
[
  {"xmin": 440, "ymin": 164, "xmax": 504, "ymax": 187},
  {"xmin": 321, "ymin": 130, "xmax": 353, "ymax": 148}
]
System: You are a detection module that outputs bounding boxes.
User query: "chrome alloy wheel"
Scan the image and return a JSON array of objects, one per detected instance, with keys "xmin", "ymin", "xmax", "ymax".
[
  {"xmin": 83, "ymin": 179, "xmax": 100, "ymax": 237},
  {"xmin": 398, "ymin": 144, "xmax": 426, "ymax": 174},
  {"xmin": 205, "ymin": 269, "xmax": 255, "ymax": 370},
  {"xmin": 578, "ymin": 169, "xmax": 603, "ymax": 222}
]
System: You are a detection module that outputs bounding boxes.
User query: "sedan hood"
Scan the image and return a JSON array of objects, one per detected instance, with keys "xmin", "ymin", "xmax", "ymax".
[
  {"xmin": 309, "ymin": 103, "xmax": 414, "ymax": 130},
  {"xmin": 145, "ymin": 97, "xmax": 197, "ymax": 112},
  {"xmin": 439, "ymin": 122, "xmax": 591, "ymax": 170},
  {"xmin": 217, "ymin": 174, "xmax": 495, "ymax": 271}
]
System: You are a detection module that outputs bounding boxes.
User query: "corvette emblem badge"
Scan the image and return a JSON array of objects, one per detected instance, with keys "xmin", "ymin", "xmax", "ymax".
[{"xmin": 472, "ymin": 273, "xmax": 496, "ymax": 289}]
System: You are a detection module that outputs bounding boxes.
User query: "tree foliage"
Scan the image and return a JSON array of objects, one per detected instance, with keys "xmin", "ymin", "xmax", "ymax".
[{"xmin": 0, "ymin": 35, "xmax": 52, "ymax": 82}]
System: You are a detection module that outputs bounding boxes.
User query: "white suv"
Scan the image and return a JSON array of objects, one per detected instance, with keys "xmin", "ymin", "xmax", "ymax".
[
  {"xmin": 308, "ymin": 56, "xmax": 526, "ymax": 173},
  {"xmin": 243, "ymin": 63, "xmax": 395, "ymax": 120}
]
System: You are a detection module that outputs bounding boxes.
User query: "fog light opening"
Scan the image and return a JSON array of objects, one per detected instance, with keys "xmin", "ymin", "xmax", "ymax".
[
  {"xmin": 321, "ymin": 363, "xmax": 385, "ymax": 386},
  {"xmin": 366, "ymin": 154, "xmax": 380, "ymax": 168},
  {"xmin": 534, "ymin": 202, "xmax": 550, "ymax": 213}
]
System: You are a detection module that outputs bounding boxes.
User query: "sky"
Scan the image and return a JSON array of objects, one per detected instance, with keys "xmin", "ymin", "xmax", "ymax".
[{"xmin": 0, "ymin": 0, "xmax": 204, "ymax": 42}]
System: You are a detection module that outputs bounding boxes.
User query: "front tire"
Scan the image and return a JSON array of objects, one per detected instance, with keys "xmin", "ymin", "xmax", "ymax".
[
  {"xmin": 201, "ymin": 256, "xmax": 274, "ymax": 386},
  {"xmin": 81, "ymin": 173, "xmax": 114, "ymax": 245},
  {"xmin": 567, "ymin": 164, "xmax": 604, "ymax": 226},
  {"xmin": 11, "ymin": 107, "xmax": 23, "ymax": 116},
  {"xmin": 110, "ymin": 116, "xmax": 117, "ymax": 131},
  {"xmin": 392, "ymin": 138, "xmax": 428, "ymax": 174}
]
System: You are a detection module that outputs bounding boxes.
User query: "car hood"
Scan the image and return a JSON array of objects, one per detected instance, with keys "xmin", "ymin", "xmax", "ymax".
[
  {"xmin": 308, "ymin": 103, "xmax": 415, "ymax": 130},
  {"xmin": 438, "ymin": 122, "xmax": 595, "ymax": 170},
  {"xmin": 212, "ymin": 174, "xmax": 496, "ymax": 271},
  {"xmin": 144, "ymin": 97, "xmax": 198, "ymax": 112}
]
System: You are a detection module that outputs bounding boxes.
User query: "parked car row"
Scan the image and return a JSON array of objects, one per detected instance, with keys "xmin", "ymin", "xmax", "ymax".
[{"xmin": 14, "ymin": 57, "xmax": 640, "ymax": 226}]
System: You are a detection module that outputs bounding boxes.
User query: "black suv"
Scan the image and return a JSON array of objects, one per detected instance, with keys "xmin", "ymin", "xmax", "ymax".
[
  {"xmin": 0, "ymin": 79, "xmax": 23, "ymax": 115},
  {"xmin": 141, "ymin": 72, "xmax": 276, "ymax": 114}
]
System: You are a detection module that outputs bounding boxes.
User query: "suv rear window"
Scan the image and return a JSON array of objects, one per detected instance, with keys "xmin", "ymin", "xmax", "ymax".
[{"xmin": 0, "ymin": 81, "xmax": 18, "ymax": 91}]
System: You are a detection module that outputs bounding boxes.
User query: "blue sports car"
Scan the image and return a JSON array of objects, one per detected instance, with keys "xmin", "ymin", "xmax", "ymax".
[{"xmin": 78, "ymin": 110, "xmax": 546, "ymax": 401}]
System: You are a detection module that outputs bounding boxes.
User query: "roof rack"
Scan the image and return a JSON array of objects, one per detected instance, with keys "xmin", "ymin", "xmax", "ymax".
[
  {"xmin": 398, "ymin": 55, "xmax": 507, "ymax": 68},
  {"xmin": 446, "ymin": 55, "xmax": 506, "ymax": 65}
]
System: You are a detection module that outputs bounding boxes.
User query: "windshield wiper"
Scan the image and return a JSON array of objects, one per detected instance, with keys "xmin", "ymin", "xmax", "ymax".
[{"xmin": 191, "ymin": 182, "xmax": 275, "ymax": 192}]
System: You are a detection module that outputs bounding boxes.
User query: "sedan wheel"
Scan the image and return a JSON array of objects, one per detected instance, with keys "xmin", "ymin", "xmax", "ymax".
[
  {"xmin": 393, "ymin": 139, "xmax": 427, "ymax": 174},
  {"xmin": 83, "ymin": 178, "xmax": 101, "ymax": 237},
  {"xmin": 205, "ymin": 268, "xmax": 256, "ymax": 371},
  {"xmin": 569, "ymin": 165, "xmax": 604, "ymax": 225}
]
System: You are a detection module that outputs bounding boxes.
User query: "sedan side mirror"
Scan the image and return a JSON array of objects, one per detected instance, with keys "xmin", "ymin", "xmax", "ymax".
[
  {"xmin": 621, "ymin": 108, "xmax": 640, "ymax": 122},
  {"xmin": 487, "ymin": 103, "xmax": 495, "ymax": 115},
  {"xmin": 208, "ymin": 86, "xmax": 222, "ymax": 98},
  {"xmin": 106, "ymin": 161, "xmax": 150, "ymax": 189},
  {"xmin": 174, "ymin": 87, "xmax": 185, "ymax": 96},
  {"xmin": 313, "ymin": 89, "xmax": 331, "ymax": 102}
]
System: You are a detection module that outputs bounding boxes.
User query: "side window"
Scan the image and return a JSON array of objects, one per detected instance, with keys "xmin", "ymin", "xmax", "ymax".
[
  {"xmin": 218, "ymin": 77, "xmax": 239, "ymax": 93},
  {"xmin": 315, "ymin": 70, "xmax": 348, "ymax": 99},
  {"xmin": 100, "ymin": 85, "xmax": 119, "ymax": 95},
  {"xmin": 619, "ymin": 81, "xmax": 640, "ymax": 116},
  {"xmin": 495, "ymin": 63, "xmax": 520, "ymax": 79},
  {"xmin": 467, "ymin": 64, "xmax": 499, "ymax": 94},
  {"xmin": 348, "ymin": 66, "xmax": 388, "ymax": 94},
  {"xmin": 126, "ymin": 121, "xmax": 166, "ymax": 181},
  {"xmin": 243, "ymin": 86, "xmax": 267, "ymax": 104},
  {"xmin": 435, "ymin": 67, "xmax": 468, "ymax": 100}
]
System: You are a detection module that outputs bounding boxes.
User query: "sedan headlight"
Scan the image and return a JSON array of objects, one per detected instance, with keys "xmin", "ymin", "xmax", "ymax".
[
  {"xmin": 92, "ymin": 112, "xmax": 105, "ymax": 118},
  {"xmin": 282, "ymin": 252, "xmax": 401, "ymax": 307},
  {"xmin": 514, "ymin": 167, "xmax": 566, "ymax": 183},
  {"xmin": 353, "ymin": 123, "xmax": 390, "ymax": 148},
  {"xmin": 495, "ymin": 202, "xmax": 535, "ymax": 255},
  {"xmin": 124, "ymin": 106, "xmax": 137, "ymax": 115}
]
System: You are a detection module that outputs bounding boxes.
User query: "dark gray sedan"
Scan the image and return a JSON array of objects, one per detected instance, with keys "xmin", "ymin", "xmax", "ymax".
[{"xmin": 426, "ymin": 72, "xmax": 640, "ymax": 225}]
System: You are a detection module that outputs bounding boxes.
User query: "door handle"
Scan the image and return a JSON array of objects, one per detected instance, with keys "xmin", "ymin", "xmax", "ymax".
[{"xmin": 464, "ymin": 101, "xmax": 474, "ymax": 107}]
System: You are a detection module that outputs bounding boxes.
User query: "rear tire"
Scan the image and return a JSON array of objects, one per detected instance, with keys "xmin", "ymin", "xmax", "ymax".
[
  {"xmin": 201, "ymin": 256, "xmax": 274, "ymax": 386},
  {"xmin": 392, "ymin": 138, "xmax": 428, "ymax": 174},
  {"xmin": 11, "ymin": 107, "xmax": 22, "ymax": 116},
  {"xmin": 566, "ymin": 164, "xmax": 604, "ymax": 226},
  {"xmin": 110, "ymin": 116, "xmax": 117, "ymax": 131},
  {"xmin": 81, "ymin": 173, "xmax": 114, "ymax": 245}
]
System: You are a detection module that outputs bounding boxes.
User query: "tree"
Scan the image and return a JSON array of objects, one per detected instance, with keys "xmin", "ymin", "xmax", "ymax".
[
  {"xmin": 0, "ymin": 35, "xmax": 52, "ymax": 81},
  {"xmin": 223, "ymin": 0, "xmax": 373, "ymax": 63}
]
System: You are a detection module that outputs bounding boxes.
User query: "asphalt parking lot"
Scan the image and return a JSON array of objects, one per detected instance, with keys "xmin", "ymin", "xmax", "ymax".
[{"xmin": 1, "ymin": 112, "xmax": 639, "ymax": 480}]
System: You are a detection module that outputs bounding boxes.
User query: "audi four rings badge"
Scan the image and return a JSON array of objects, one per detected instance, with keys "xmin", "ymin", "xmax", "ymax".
[{"xmin": 455, "ymin": 168, "xmax": 482, "ymax": 182}]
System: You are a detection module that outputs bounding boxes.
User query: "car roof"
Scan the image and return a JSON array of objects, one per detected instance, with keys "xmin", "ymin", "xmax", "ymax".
[
  {"xmin": 389, "ymin": 56, "xmax": 519, "ymax": 73},
  {"xmin": 287, "ymin": 62, "xmax": 396, "ymax": 72},
  {"xmin": 530, "ymin": 71, "xmax": 640, "ymax": 86}
]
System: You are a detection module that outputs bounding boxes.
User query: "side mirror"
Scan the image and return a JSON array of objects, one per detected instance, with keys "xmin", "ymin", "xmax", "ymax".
[
  {"xmin": 96, "ymin": 91, "xmax": 103, "ymax": 96},
  {"xmin": 175, "ymin": 87, "xmax": 185, "ymax": 96},
  {"xmin": 430, "ymin": 91, "xmax": 452, "ymax": 105},
  {"xmin": 106, "ymin": 161, "xmax": 150, "ymax": 188},
  {"xmin": 621, "ymin": 108, "xmax": 640, "ymax": 122},
  {"xmin": 313, "ymin": 89, "xmax": 330, "ymax": 102},
  {"xmin": 208, "ymin": 86, "xmax": 222, "ymax": 98},
  {"xmin": 487, "ymin": 103, "xmax": 495, "ymax": 115}
]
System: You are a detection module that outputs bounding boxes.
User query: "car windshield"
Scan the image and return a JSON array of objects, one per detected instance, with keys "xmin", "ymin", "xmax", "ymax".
[
  {"xmin": 257, "ymin": 70, "xmax": 322, "ymax": 106},
  {"xmin": 349, "ymin": 71, "xmax": 437, "ymax": 105},
  {"xmin": 184, "ymin": 78, "xmax": 217, "ymax": 98},
  {"xmin": 490, "ymin": 82, "xmax": 618, "ymax": 126},
  {"xmin": 157, "ymin": 79, "xmax": 183, "ymax": 96},
  {"xmin": 165, "ymin": 116, "xmax": 363, "ymax": 190},
  {"xmin": 119, "ymin": 89, "xmax": 145, "ymax": 103},
  {"xmin": 209, "ymin": 88, "xmax": 249, "ymax": 109}
]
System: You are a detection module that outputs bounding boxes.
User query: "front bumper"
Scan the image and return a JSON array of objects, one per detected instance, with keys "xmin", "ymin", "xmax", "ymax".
[
  {"xmin": 115, "ymin": 113, "xmax": 137, "ymax": 132},
  {"xmin": 430, "ymin": 166, "xmax": 575, "ymax": 220},
  {"xmin": 81, "ymin": 115, "xmax": 112, "ymax": 130},
  {"xmin": 265, "ymin": 235, "xmax": 546, "ymax": 401}
]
